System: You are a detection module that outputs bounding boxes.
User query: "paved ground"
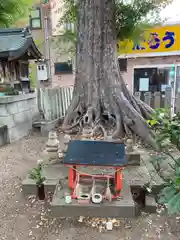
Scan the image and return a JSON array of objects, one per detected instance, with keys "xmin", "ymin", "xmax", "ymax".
[{"xmin": 0, "ymin": 132, "xmax": 179, "ymax": 240}]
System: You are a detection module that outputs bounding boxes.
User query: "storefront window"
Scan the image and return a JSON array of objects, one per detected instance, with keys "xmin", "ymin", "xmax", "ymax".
[{"xmin": 134, "ymin": 66, "xmax": 175, "ymax": 94}]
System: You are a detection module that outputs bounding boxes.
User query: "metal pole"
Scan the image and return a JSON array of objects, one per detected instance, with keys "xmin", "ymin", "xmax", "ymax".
[
  {"xmin": 172, "ymin": 64, "xmax": 177, "ymax": 117},
  {"xmin": 44, "ymin": 13, "xmax": 52, "ymax": 85}
]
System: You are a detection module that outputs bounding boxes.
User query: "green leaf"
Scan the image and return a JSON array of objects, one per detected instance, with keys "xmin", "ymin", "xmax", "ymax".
[
  {"xmin": 159, "ymin": 185, "xmax": 177, "ymax": 202},
  {"xmin": 167, "ymin": 192, "xmax": 180, "ymax": 215}
]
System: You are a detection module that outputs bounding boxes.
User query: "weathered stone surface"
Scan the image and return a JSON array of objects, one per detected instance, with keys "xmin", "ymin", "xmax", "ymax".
[
  {"xmin": 0, "ymin": 93, "xmax": 37, "ymax": 142},
  {"xmin": 144, "ymin": 195, "xmax": 157, "ymax": 213},
  {"xmin": 8, "ymin": 122, "xmax": 32, "ymax": 142},
  {"xmin": 22, "ymin": 178, "xmax": 59, "ymax": 195},
  {"xmin": 45, "ymin": 146, "xmax": 58, "ymax": 152},
  {"xmin": 41, "ymin": 149, "xmax": 58, "ymax": 164},
  {"xmin": 46, "ymin": 131, "xmax": 59, "ymax": 147},
  {"xmin": 126, "ymin": 139, "xmax": 134, "ymax": 153},
  {"xmin": 50, "ymin": 181, "xmax": 136, "ymax": 218},
  {"xmin": 0, "ymin": 124, "xmax": 8, "ymax": 146},
  {"xmin": 126, "ymin": 153, "xmax": 141, "ymax": 166},
  {"xmin": 40, "ymin": 119, "xmax": 61, "ymax": 137},
  {"xmin": 22, "ymin": 164, "xmax": 68, "ymax": 196}
]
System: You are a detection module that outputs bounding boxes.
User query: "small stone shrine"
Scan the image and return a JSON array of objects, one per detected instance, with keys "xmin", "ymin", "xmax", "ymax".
[{"xmin": 22, "ymin": 133, "xmax": 160, "ymax": 218}]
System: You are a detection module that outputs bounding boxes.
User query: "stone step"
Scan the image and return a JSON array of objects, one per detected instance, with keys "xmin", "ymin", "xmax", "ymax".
[{"xmin": 50, "ymin": 181, "xmax": 136, "ymax": 218}]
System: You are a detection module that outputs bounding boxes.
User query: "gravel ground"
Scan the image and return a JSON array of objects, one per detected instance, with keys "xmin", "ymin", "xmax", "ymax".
[{"xmin": 0, "ymin": 132, "xmax": 179, "ymax": 240}]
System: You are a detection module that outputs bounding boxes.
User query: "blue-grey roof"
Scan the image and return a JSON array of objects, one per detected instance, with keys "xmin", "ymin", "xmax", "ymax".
[{"xmin": 0, "ymin": 28, "xmax": 42, "ymax": 59}]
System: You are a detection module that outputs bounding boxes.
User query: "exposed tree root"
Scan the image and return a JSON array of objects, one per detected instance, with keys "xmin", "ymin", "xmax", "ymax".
[{"xmin": 61, "ymin": 87, "xmax": 156, "ymax": 148}]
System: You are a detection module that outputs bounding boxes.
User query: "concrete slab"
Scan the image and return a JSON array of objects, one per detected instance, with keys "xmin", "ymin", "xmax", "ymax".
[{"xmin": 50, "ymin": 181, "xmax": 136, "ymax": 218}]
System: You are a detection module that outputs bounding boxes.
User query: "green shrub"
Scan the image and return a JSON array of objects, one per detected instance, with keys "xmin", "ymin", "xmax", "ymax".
[{"xmin": 147, "ymin": 109, "xmax": 180, "ymax": 214}]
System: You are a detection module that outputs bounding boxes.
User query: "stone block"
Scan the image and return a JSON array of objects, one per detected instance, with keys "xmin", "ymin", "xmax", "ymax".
[
  {"xmin": 8, "ymin": 122, "xmax": 32, "ymax": 142},
  {"xmin": 22, "ymin": 178, "xmax": 37, "ymax": 195},
  {"xmin": 0, "ymin": 115, "xmax": 15, "ymax": 128},
  {"xmin": 27, "ymin": 98, "xmax": 37, "ymax": 109},
  {"xmin": 17, "ymin": 100, "xmax": 28, "ymax": 112},
  {"xmin": 41, "ymin": 150, "xmax": 58, "ymax": 164},
  {"xmin": 22, "ymin": 177, "xmax": 60, "ymax": 196},
  {"xmin": 144, "ymin": 195, "xmax": 157, "ymax": 213},
  {"xmin": 50, "ymin": 181, "xmax": 136, "ymax": 218},
  {"xmin": 0, "ymin": 125, "xmax": 8, "ymax": 146},
  {"xmin": 13, "ymin": 110, "xmax": 30, "ymax": 125},
  {"xmin": 6, "ymin": 102, "xmax": 19, "ymax": 114},
  {"xmin": 126, "ymin": 153, "xmax": 141, "ymax": 166},
  {"xmin": 0, "ymin": 104, "xmax": 8, "ymax": 116}
]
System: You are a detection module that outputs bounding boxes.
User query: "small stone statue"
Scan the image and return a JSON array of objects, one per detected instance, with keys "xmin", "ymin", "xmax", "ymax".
[
  {"xmin": 46, "ymin": 131, "xmax": 59, "ymax": 150},
  {"xmin": 64, "ymin": 134, "xmax": 71, "ymax": 145},
  {"xmin": 126, "ymin": 139, "xmax": 134, "ymax": 153},
  {"xmin": 41, "ymin": 131, "xmax": 60, "ymax": 164},
  {"xmin": 58, "ymin": 149, "xmax": 64, "ymax": 160}
]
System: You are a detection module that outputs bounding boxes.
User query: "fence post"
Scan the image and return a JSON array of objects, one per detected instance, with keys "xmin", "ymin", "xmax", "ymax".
[
  {"xmin": 175, "ymin": 92, "xmax": 180, "ymax": 113},
  {"xmin": 154, "ymin": 92, "xmax": 161, "ymax": 109},
  {"xmin": 165, "ymin": 87, "xmax": 172, "ymax": 109},
  {"xmin": 134, "ymin": 92, "xmax": 141, "ymax": 100},
  {"xmin": 144, "ymin": 92, "xmax": 151, "ymax": 106}
]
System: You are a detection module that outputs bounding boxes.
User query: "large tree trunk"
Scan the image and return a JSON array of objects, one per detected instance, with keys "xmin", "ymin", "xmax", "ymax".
[{"xmin": 62, "ymin": 0, "xmax": 155, "ymax": 147}]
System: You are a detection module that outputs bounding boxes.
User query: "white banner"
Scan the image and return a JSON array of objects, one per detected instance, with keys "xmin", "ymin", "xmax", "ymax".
[{"xmin": 50, "ymin": 0, "xmax": 65, "ymax": 36}]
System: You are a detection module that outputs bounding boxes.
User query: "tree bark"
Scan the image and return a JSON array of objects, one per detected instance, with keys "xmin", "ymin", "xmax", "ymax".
[{"xmin": 62, "ymin": 0, "xmax": 155, "ymax": 147}]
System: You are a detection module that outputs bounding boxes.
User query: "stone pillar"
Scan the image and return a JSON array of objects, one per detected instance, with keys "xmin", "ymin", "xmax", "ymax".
[
  {"xmin": 144, "ymin": 92, "xmax": 151, "ymax": 106},
  {"xmin": 125, "ymin": 139, "xmax": 140, "ymax": 166},
  {"xmin": 125, "ymin": 139, "xmax": 134, "ymax": 153},
  {"xmin": 41, "ymin": 131, "xmax": 60, "ymax": 164},
  {"xmin": 62, "ymin": 134, "xmax": 71, "ymax": 153},
  {"xmin": 165, "ymin": 87, "xmax": 172, "ymax": 109},
  {"xmin": 154, "ymin": 92, "xmax": 161, "ymax": 109},
  {"xmin": 176, "ymin": 92, "xmax": 180, "ymax": 113},
  {"xmin": 135, "ymin": 92, "xmax": 141, "ymax": 101}
]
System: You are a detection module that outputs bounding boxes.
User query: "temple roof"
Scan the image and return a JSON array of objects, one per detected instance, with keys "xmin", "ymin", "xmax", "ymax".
[{"xmin": 0, "ymin": 28, "xmax": 42, "ymax": 60}]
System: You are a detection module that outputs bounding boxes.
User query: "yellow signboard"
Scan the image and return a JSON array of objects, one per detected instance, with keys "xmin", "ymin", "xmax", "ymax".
[{"xmin": 117, "ymin": 25, "xmax": 180, "ymax": 55}]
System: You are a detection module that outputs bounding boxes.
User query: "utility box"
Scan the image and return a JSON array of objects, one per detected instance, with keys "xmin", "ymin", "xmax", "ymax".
[{"xmin": 37, "ymin": 63, "xmax": 48, "ymax": 81}]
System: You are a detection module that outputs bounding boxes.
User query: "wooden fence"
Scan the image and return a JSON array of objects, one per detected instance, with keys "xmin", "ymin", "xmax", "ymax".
[
  {"xmin": 38, "ymin": 86, "xmax": 180, "ymax": 121},
  {"xmin": 39, "ymin": 87, "xmax": 73, "ymax": 121}
]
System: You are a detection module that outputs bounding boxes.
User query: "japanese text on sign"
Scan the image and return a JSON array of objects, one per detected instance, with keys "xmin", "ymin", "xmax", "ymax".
[{"xmin": 132, "ymin": 31, "xmax": 175, "ymax": 51}]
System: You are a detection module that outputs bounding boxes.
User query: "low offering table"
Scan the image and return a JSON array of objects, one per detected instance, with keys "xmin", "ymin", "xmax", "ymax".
[{"xmin": 63, "ymin": 139, "xmax": 127, "ymax": 202}]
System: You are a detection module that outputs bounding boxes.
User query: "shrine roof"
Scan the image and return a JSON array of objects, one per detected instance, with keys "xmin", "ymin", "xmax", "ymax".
[
  {"xmin": 63, "ymin": 140, "xmax": 127, "ymax": 167},
  {"xmin": 0, "ymin": 28, "xmax": 42, "ymax": 59}
]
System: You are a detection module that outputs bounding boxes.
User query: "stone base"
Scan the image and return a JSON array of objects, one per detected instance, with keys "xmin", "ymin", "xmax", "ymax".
[
  {"xmin": 50, "ymin": 182, "xmax": 136, "ymax": 218},
  {"xmin": 0, "ymin": 124, "xmax": 8, "ymax": 147},
  {"xmin": 22, "ymin": 178, "xmax": 60, "ymax": 195},
  {"xmin": 144, "ymin": 195, "xmax": 157, "ymax": 213},
  {"xmin": 126, "ymin": 153, "xmax": 141, "ymax": 166},
  {"xmin": 22, "ymin": 163, "xmax": 68, "ymax": 196},
  {"xmin": 39, "ymin": 119, "xmax": 61, "ymax": 137}
]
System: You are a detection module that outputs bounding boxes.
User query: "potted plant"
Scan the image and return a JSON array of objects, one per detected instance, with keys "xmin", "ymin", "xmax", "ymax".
[{"xmin": 29, "ymin": 160, "xmax": 46, "ymax": 200}]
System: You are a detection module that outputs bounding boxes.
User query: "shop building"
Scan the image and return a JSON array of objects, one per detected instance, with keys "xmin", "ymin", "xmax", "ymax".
[{"xmin": 118, "ymin": 24, "xmax": 180, "ymax": 113}]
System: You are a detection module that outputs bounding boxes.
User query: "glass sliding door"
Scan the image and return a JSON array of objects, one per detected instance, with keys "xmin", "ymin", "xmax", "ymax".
[{"xmin": 134, "ymin": 65, "xmax": 175, "ymax": 108}]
